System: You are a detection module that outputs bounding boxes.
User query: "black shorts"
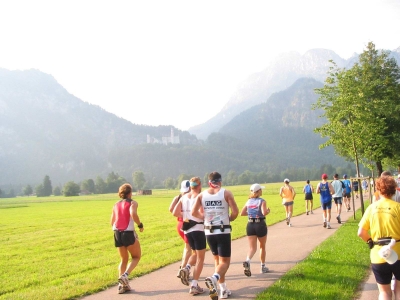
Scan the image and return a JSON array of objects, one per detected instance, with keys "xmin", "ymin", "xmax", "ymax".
[
  {"xmin": 372, "ymin": 260, "xmax": 400, "ymax": 284},
  {"xmin": 333, "ymin": 197, "xmax": 342, "ymax": 204},
  {"xmin": 206, "ymin": 233, "xmax": 231, "ymax": 257},
  {"xmin": 186, "ymin": 230, "xmax": 206, "ymax": 250},
  {"xmin": 246, "ymin": 221, "xmax": 267, "ymax": 237},
  {"xmin": 114, "ymin": 230, "xmax": 136, "ymax": 247},
  {"xmin": 305, "ymin": 193, "xmax": 313, "ymax": 200}
]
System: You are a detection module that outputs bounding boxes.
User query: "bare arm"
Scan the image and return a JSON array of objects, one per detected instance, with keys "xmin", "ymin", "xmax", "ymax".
[
  {"xmin": 191, "ymin": 194, "xmax": 204, "ymax": 219},
  {"xmin": 172, "ymin": 199, "xmax": 183, "ymax": 218},
  {"xmin": 110, "ymin": 208, "xmax": 115, "ymax": 226},
  {"xmin": 328, "ymin": 183, "xmax": 335, "ymax": 195},
  {"xmin": 240, "ymin": 203, "xmax": 248, "ymax": 216},
  {"xmin": 261, "ymin": 200, "xmax": 269, "ymax": 216},
  {"xmin": 130, "ymin": 201, "xmax": 144, "ymax": 232},
  {"xmin": 169, "ymin": 195, "xmax": 180, "ymax": 213},
  {"xmin": 225, "ymin": 189, "xmax": 238, "ymax": 222},
  {"xmin": 357, "ymin": 227, "xmax": 370, "ymax": 242},
  {"xmin": 291, "ymin": 186, "xmax": 296, "ymax": 199},
  {"xmin": 316, "ymin": 183, "xmax": 321, "ymax": 194}
]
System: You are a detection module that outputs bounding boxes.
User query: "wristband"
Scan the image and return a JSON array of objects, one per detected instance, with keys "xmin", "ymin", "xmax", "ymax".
[
  {"xmin": 367, "ymin": 238, "xmax": 374, "ymax": 249},
  {"xmin": 138, "ymin": 222, "xmax": 143, "ymax": 229}
]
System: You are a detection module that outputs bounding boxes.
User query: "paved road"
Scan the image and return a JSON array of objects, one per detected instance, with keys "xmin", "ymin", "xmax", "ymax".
[{"xmin": 82, "ymin": 200, "xmax": 378, "ymax": 299}]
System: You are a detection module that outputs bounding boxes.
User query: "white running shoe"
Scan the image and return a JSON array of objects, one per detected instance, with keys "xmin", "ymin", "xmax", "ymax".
[
  {"xmin": 220, "ymin": 288, "xmax": 232, "ymax": 299},
  {"xmin": 243, "ymin": 261, "xmax": 251, "ymax": 277},
  {"xmin": 189, "ymin": 284, "xmax": 205, "ymax": 295},
  {"xmin": 179, "ymin": 268, "xmax": 190, "ymax": 286},
  {"xmin": 205, "ymin": 276, "xmax": 218, "ymax": 300},
  {"xmin": 118, "ymin": 274, "xmax": 129, "ymax": 286},
  {"xmin": 261, "ymin": 265, "xmax": 269, "ymax": 273},
  {"xmin": 327, "ymin": 224, "xmax": 332, "ymax": 229}
]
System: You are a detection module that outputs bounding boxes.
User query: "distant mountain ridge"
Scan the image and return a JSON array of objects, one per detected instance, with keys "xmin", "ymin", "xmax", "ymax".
[{"xmin": 189, "ymin": 47, "xmax": 400, "ymax": 139}]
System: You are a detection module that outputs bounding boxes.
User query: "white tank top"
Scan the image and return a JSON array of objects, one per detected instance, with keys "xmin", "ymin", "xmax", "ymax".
[
  {"xmin": 201, "ymin": 188, "xmax": 230, "ymax": 235},
  {"xmin": 181, "ymin": 194, "xmax": 204, "ymax": 233}
]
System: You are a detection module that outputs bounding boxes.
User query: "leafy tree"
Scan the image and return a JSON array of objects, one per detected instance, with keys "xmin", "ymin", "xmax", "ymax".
[
  {"xmin": 23, "ymin": 185, "xmax": 33, "ymax": 196},
  {"xmin": 95, "ymin": 176, "xmax": 107, "ymax": 194},
  {"xmin": 0, "ymin": 188, "xmax": 2, "ymax": 197},
  {"xmin": 42, "ymin": 175, "xmax": 52, "ymax": 196},
  {"xmin": 53, "ymin": 186, "xmax": 62, "ymax": 196},
  {"xmin": 164, "ymin": 177, "xmax": 175, "ymax": 189},
  {"xmin": 132, "ymin": 171, "xmax": 146, "ymax": 190},
  {"xmin": 314, "ymin": 42, "xmax": 400, "ymax": 176},
  {"xmin": 81, "ymin": 179, "xmax": 95, "ymax": 194},
  {"xmin": 107, "ymin": 172, "xmax": 127, "ymax": 193},
  {"xmin": 35, "ymin": 184, "xmax": 44, "ymax": 197},
  {"xmin": 225, "ymin": 170, "xmax": 238, "ymax": 186},
  {"xmin": 63, "ymin": 181, "xmax": 80, "ymax": 196}
]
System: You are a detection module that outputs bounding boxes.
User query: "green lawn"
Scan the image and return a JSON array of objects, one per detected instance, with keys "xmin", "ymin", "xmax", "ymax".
[{"xmin": 0, "ymin": 181, "xmax": 370, "ymax": 299}]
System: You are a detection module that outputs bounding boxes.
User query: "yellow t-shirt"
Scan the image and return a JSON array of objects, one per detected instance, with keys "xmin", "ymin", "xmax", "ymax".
[{"xmin": 358, "ymin": 198, "xmax": 400, "ymax": 263}]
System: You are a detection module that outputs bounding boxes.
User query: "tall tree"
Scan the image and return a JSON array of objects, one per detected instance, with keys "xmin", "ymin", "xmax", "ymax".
[
  {"xmin": 23, "ymin": 185, "xmax": 33, "ymax": 196},
  {"xmin": 132, "ymin": 171, "xmax": 146, "ymax": 190},
  {"xmin": 43, "ymin": 175, "xmax": 52, "ymax": 196},
  {"xmin": 313, "ymin": 42, "xmax": 400, "ymax": 176}
]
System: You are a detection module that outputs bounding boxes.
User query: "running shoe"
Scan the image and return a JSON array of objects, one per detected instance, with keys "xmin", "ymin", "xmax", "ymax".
[
  {"xmin": 179, "ymin": 268, "xmax": 190, "ymax": 286},
  {"xmin": 306, "ymin": 211, "xmax": 309, "ymax": 215},
  {"xmin": 118, "ymin": 273, "xmax": 129, "ymax": 286},
  {"xmin": 177, "ymin": 268, "xmax": 181, "ymax": 278},
  {"xmin": 261, "ymin": 265, "xmax": 269, "ymax": 273},
  {"xmin": 286, "ymin": 217, "xmax": 289, "ymax": 225},
  {"xmin": 288, "ymin": 223, "xmax": 292, "ymax": 227},
  {"xmin": 323, "ymin": 221, "xmax": 327, "ymax": 228},
  {"xmin": 243, "ymin": 261, "xmax": 251, "ymax": 277},
  {"xmin": 205, "ymin": 276, "xmax": 218, "ymax": 300},
  {"xmin": 327, "ymin": 224, "xmax": 332, "ymax": 229},
  {"xmin": 118, "ymin": 284, "xmax": 126, "ymax": 294},
  {"xmin": 310, "ymin": 211, "xmax": 314, "ymax": 214},
  {"xmin": 189, "ymin": 285, "xmax": 205, "ymax": 295},
  {"xmin": 336, "ymin": 216, "xmax": 341, "ymax": 224},
  {"xmin": 220, "ymin": 288, "xmax": 232, "ymax": 299}
]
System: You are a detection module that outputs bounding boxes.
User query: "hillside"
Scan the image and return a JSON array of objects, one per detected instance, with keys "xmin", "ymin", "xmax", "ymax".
[{"xmin": 190, "ymin": 47, "xmax": 400, "ymax": 140}]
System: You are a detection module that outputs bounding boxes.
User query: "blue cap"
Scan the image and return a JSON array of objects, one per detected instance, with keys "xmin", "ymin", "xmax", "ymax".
[{"xmin": 343, "ymin": 174, "xmax": 347, "ymax": 178}]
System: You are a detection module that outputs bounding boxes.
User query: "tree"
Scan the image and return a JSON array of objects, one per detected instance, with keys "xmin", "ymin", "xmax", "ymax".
[
  {"xmin": 95, "ymin": 176, "xmax": 107, "ymax": 194},
  {"xmin": 132, "ymin": 171, "xmax": 146, "ymax": 190},
  {"xmin": 43, "ymin": 175, "xmax": 52, "ymax": 196},
  {"xmin": 23, "ymin": 185, "xmax": 33, "ymax": 196},
  {"xmin": 35, "ymin": 184, "xmax": 44, "ymax": 197},
  {"xmin": 53, "ymin": 186, "xmax": 62, "ymax": 196},
  {"xmin": 63, "ymin": 181, "xmax": 80, "ymax": 196},
  {"xmin": 313, "ymin": 42, "xmax": 400, "ymax": 176},
  {"xmin": 106, "ymin": 172, "xmax": 127, "ymax": 193},
  {"xmin": 81, "ymin": 179, "xmax": 95, "ymax": 194},
  {"xmin": 164, "ymin": 177, "xmax": 175, "ymax": 189}
]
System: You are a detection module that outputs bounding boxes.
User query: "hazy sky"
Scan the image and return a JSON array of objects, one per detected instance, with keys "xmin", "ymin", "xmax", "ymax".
[{"xmin": 1, "ymin": 0, "xmax": 399, "ymax": 130}]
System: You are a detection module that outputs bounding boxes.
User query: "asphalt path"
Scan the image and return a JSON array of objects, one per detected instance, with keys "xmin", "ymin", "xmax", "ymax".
[{"xmin": 81, "ymin": 199, "xmax": 378, "ymax": 299}]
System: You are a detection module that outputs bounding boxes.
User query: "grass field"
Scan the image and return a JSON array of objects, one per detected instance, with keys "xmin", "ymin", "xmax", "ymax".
[{"xmin": 0, "ymin": 181, "xmax": 369, "ymax": 299}]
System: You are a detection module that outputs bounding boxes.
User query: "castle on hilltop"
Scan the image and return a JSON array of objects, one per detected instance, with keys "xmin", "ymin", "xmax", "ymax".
[{"xmin": 147, "ymin": 127, "xmax": 180, "ymax": 145}]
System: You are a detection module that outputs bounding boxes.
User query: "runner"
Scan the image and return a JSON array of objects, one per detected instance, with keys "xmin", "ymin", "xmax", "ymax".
[
  {"xmin": 302, "ymin": 180, "xmax": 314, "ymax": 215},
  {"xmin": 169, "ymin": 180, "xmax": 196, "ymax": 280},
  {"xmin": 342, "ymin": 174, "xmax": 352, "ymax": 211},
  {"xmin": 279, "ymin": 179, "xmax": 296, "ymax": 227},
  {"xmin": 110, "ymin": 183, "xmax": 144, "ymax": 294},
  {"xmin": 316, "ymin": 174, "xmax": 334, "ymax": 229},
  {"xmin": 173, "ymin": 177, "xmax": 206, "ymax": 295},
  {"xmin": 192, "ymin": 171, "xmax": 239, "ymax": 300},
  {"xmin": 241, "ymin": 183, "xmax": 270, "ymax": 276},
  {"xmin": 331, "ymin": 174, "xmax": 343, "ymax": 224}
]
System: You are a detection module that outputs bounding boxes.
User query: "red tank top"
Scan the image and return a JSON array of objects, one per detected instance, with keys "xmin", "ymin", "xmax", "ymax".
[{"xmin": 113, "ymin": 199, "xmax": 132, "ymax": 231}]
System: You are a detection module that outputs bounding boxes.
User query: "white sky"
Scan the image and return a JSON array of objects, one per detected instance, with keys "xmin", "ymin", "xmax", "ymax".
[{"xmin": 1, "ymin": 0, "xmax": 399, "ymax": 130}]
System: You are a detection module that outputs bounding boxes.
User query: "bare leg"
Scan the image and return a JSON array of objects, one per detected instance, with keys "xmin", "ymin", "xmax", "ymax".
[
  {"xmin": 246, "ymin": 235, "xmax": 258, "ymax": 260},
  {"xmin": 192, "ymin": 249, "xmax": 205, "ymax": 280},
  {"xmin": 215, "ymin": 256, "xmax": 231, "ymax": 283},
  {"xmin": 258, "ymin": 235, "xmax": 267, "ymax": 264},
  {"xmin": 377, "ymin": 283, "xmax": 393, "ymax": 300}
]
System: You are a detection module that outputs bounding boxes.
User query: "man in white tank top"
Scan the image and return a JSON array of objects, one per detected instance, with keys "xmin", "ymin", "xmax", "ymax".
[{"xmin": 192, "ymin": 171, "xmax": 239, "ymax": 300}]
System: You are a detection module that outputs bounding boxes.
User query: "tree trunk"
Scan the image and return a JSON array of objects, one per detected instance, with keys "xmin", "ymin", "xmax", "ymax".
[{"xmin": 376, "ymin": 161, "xmax": 383, "ymax": 176}]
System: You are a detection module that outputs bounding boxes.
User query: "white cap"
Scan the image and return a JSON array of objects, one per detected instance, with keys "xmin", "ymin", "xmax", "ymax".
[
  {"xmin": 398, "ymin": 174, "xmax": 400, "ymax": 178},
  {"xmin": 284, "ymin": 178, "xmax": 290, "ymax": 183},
  {"xmin": 180, "ymin": 180, "xmax": 190, "ymax": 193},
  {"xmin": 378, "ymin": 243, "xmax": 398, "ymax": 264},
  {"xmin": 250, "ymin": 183, "xmax": 264, "ymax": 192}
]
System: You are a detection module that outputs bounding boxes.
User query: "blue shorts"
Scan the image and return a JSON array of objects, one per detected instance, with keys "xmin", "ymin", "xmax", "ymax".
[{"xmin": 321, "ymin": 201, "xmax": 332, "ymax": 210}]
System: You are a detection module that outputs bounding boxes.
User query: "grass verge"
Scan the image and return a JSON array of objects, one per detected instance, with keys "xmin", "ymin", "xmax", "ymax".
[{"xmin": 256, "ymin": 208, "xmax": 371, "ymax": 300}]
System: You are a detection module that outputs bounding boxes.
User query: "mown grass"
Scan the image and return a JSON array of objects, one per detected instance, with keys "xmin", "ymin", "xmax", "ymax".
[
  {"xmin": 0, "ymin": 181, "xmax": 369, "ymax": 300},
  {"xmin": 256, "ymin": 208, "xmax": 371, "ymax": 300}
]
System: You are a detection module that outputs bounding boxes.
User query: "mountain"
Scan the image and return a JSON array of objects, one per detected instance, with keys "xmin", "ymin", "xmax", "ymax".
[
  {"xmin": 189, "ymin": 47, "xmax": 400, "ymax": 140},
  {"xmin": 0, "ymin": 68, "xmax": 199, "ymax": 185}
]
